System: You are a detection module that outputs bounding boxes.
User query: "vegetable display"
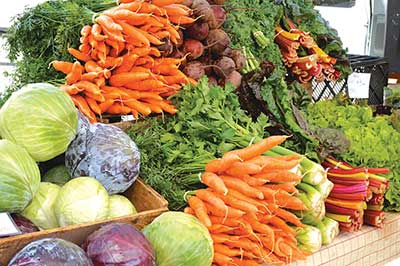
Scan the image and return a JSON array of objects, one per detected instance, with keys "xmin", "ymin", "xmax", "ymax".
[
  {"xmin": 42, "ymin": 165, "xmax": 71, "ymax": 186},
  {"xmin": 142, "ymin": 212, "xmax": 214, "ymax": 266},
  {"xmin": 0, "ymin": 83, "xmax": 78, "ymax": 162},
  {"xmin": 84, "ymin": 223, "xmax": 155, "ymax": 266},
  {"xmin": 108, "ymin": 195, "xmax": 137, "ymax": 218},
  {"xmin": 66, "ymin": 113, "xmax": 141, "ymax": 194},
  {"xmin": 54, "ymin": 177, "xmax": 109, "ymax": 226},
  {"xmin": 0, "ymin": 140, "xmax": 40, "ymax": 213},
  {"xmin": 10, "ymin": 214, "xmax": 39, "ymax": 234},
  {"xmin": 9, "ymin": 238, "xmax": 93, "ymax": 266}
]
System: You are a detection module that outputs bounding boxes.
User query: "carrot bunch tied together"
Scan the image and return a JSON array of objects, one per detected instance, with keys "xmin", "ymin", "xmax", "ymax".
[
  {"xmin": 184, "ymin": 136, "xmax": 311, "ymax": 265},
  {"xmin": 52, "ymin": 0, "xmax": 195, "ymax": 123}
]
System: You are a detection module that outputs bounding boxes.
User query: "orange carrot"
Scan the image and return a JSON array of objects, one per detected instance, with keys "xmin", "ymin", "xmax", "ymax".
[
  {"xmin": 80, "ymin": 25, "xmax": 92, "ymax": 37},
  {"xmin": 213, "ymin": 252, "xmax": 233, "ymax": 265},
  {"xmin": 268, "ymin": 205, "xmax": 305, "ymax": 227},
  {"xmin": 66, "ymin": 61, "xmax": 83, "ymax": 85},
  {"xmin": 188, "ymin": 196, "xmax": 212, "ymax": 227},
  {"xmin": 85, "ymin": 60, "xmax": 103, "ymax": 73},
  {"xmin": 249, "ymin": 157, "xmax": 300, "ymax": 171},
  {"xmin": 106, "ymin": 9, "xmax": 151, "ymax": 26},
  {"xmin": 124, "ymin": 79, "xmax": 165, "ymax": 91},
  {"xmin": 218, "ymin": 152, "xmax": 242, "ymax": 173},
  {"xmin": 81, "ymin": 72, "xmax": 98, "ymax": 82},
  {"xmin": 91, "ymin": 23, "xmax": 107, "ymax": 41},
  {"xmin": 204, "ymin": 202, "xmax": 245, "ymax": 218},
  {"xmin": 113, "ymin": 54, "xmax": 139, "ymax": 74},
  {"xmin": 268, "ymin": 216, "xmax": 297, "ymax": 236},
  {"xmin": 74, "ymin": 81, "xmax": 102, "ymax": 95},
  {"xmin": 79, "ymin": 43, "xmax": 91, "ymax": 54},
  {"xmin": 226, "ymin": 189, "xmax": 268, "ymax": 211},
  {"xmin": 264, "ymin": 183, "xmax": 299, "ymax": 194},
  {"xmin": 213, "ymin": 244, "xmax": 242, "ymax": 257},
  {"xmin": 152, "ymin": 0, "xmax": 183, "ymax": 6},
  {"xmin": 208, "ymin": 224, "xmax": 235, "ymax": 234},
  {"xmin": 254, "ymin": 170, "xmax": 302, "ymax": 183},
  {"xmin": 142, "ymin": 99, "xmax": 177, "ymax": 114},
  {"xmin": 52, "ymin": 60, "xmax": 74, "ymax": 74},
  {"xmin": 60, "ymin": 84, "xmax": 82, "ymax": 95},
  {"xmin": 220, "ymin": 176, "xmax": 264, "ymax": 200},
  {"xmin": 200, "ymin": 172, "xmax": 228, "ymax": 195},
  {"xmin": 232, "ymin": 136, "xmax": 290, "ymax": 161},
  {"xmin": 215, "ymin": 192, "xmax": 259, "ymax": 214},
  {"xmin": 68, "ymin": 47, "xmax": 92, "ymax": 62},
  {"xmin": 71, "ymin": 95, "xmax": 96, "ymax": 123},
  {"xmin": 118, "ymin": 20, "xmax": 150, "ymax": 47},
  {"xmin": 244, "ymin": 213, "xmax": 275, "ymax": 240},
  {"xmin": 100, "ymin": 24, "xmax": 125, "ymax": 43},
  {"xmin": 260, "ymin": 188, "xmax": 306, "ymax": 210},
  {"xmin": 210, "ymin": 233, "xmax": 241, "ymax": 244},
  {"xmin": 86, "ymin": 97, "xmax": 102, "ymax": 115},
  {"xmin": 122, "ymin": 99, "xmax": 152, "ymax": 116},
  {"xmin": 84, "ymin": 91, "xmax": 105, "ymax": 103},
  {"xmin": 183, "ymin": 207, "xmax": 195, "ymax": 215},
  {"xmin": 136, "ymin": 27, "xmax": 164, "ymax": 46},
  {"xmin": 239, "ymin": 175, "xmax": 269, "ymax": 187},
  {"xmin": 148, "ymin": 47, "xmax": 161, "ymax": 57},
  {"xmin": 106, "ymin": 103, "xmax": 132, "ymax": 114},
  {"xmin": 109, "ymin": 72, "xmax": 151, "ymax": 87},
  {"xmin": 99, "ymin": 99, "xmax": 115, "ymax": 113},
  {"xmin": 168, "ymin": 15, "xmax": 195, "ymax": 25},
  {"xmin": 163, "ymin": 4, "xmax": 191, "ymax": 17},
  {"xmin": 96, "ymin": 14, "xmax": 123, "ymax": 32},
  {"xmin": 226, "ymin": 161, "xmax": 262, "ymax": 177},
  {"xmin": 196, "ymin": 189, "xmax": 227, "ymax": 211},
  {"xmin": 231, "ymin": 257, "xmax": 261, "ymax": 266},
  {"xmin": 209, "ymin": 216, "xmax": 242, "ymax": 227},
  {"xmin": 205, "ymin": 159, "xmax": 223, "ymax": 173}
]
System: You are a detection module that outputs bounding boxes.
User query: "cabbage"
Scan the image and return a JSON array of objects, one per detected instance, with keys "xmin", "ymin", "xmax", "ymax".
[
  {"xmin": 42, "ymin": 165, "xmax": 71, "ymax": 186},
  {"xmin": 10, "ymin": 214, "xmax": 39, "ymax": 234},
  {"xmin": 66, "ymin": 115, "xmax": 140, "ymax": 194},
  {"xmin": 0, "ymin": 140, "xmax": 40, "ymax": 212},
  {"xmin": 9, "ymin": 238, "xmax": 93, "ymax": 266},
  {"xmin": 84, "ymin": 223, "xmax": 156, "ymax": 265},
  {"xmin": 0, "ymin": 83, "xmax": 78, "ymax": 162},
  {"xmin": 54, "ymin": 177, "xmax": 109, "ymax": 226},
  {"xmin": 108, "ymin": 195, "xmax": 137, "ymax": 219},
  {"xmin": 143, "ymin": 212, "xmax": 213, "ymax": 266},
  {"xmin": 22, "ymin": 182, "xmax": 60, "ymax": 230}
]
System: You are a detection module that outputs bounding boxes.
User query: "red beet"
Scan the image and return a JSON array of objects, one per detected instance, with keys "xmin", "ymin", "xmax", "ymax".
[
  {"xmin": 206, "ymin": 29, "xmax": 231, "ymax": 55},
  {"xmin": 156, "ymin": 38, "xmax": 174, "ymax": 56},
  {"xmin": 183, "ymin": 61, "xmax": 206, "ymax": 80},
  {"xmin": 192, "ymin": 0, "xmax": 212, "ymax": 21},
  {"xmin": 230, "ymin": 49, "xmax": 246, "ymax": 70},
  {"xmin": 207, "ymin": 76, "xmax": 218, "ymax": 86},
  {"xmin": 182, "ymin": 0, "xmax": 194, "ymax": 7},
  {"xmin": 213, "ymin": 56, "xmax": 235, "ymax": 78},
  {"xmin": 225, "ymin": 70, "xmax": 242, "ymax": 89},
  {"xmin": 207, "ymin": 5, "xmax": 226, "ymax": 29},
  {"xmin": 185, "ymin": 21, "xmax": 210, "ymax": 41},
  {"xmin": 176, "ymin": 29, "xmax": 184, "ymax": 48},
  {"xmin": 183, "ymin": 39, "xmax": 205, "ymax": 60}
]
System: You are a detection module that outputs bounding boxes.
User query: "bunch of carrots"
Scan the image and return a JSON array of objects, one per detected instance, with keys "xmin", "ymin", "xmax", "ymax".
[
  {"xmin": 322, "ymin": 157, "xmax": 389, "ymax": 230},
  {"xmin": 184, "ymin": 136, "xmax": 312, "ymax": 265},
  {"xmin": 52, "ymin": 0, "xmax": 195, "ymax": 123}
]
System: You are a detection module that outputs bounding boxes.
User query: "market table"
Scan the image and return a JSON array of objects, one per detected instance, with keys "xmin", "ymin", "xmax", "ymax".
[{"xmin": 290, "ymin": 213, "xmax": 400, "ymax": 266}]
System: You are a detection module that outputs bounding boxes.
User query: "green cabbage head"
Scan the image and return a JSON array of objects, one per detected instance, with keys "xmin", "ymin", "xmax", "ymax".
[
  {"xmin": 42, "ymin": 165, "xmax": 71, "ymax": 186},
  {"xmin": 0, "ymin": 140, "xmax": 40, "ymax": 212},
  {"xmin": 22, "ymin": 182, "xmax": 61, "ymax": 230},
  {"xmin": 143, "ymin": 212, "xmax": 213, "ymax": 266},
  {"xmin": 54, "ymin": 177, "xmax": 109, "ymax": 227},
  {"xmin": 108, "ymin": 195, "xmax": 137, "ymax": 219},
  {"xmin": 0, "ymin": 83, "xmax": 78, "ymax": 162}
]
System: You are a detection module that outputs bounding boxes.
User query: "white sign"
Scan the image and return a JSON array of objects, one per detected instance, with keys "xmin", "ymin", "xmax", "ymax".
[
  {"xmin": 0, "ymin": 213, "xmax": 20, "ymax": 237},
  {"xmin": 348, "ymin": 72, "xmax": 371, "ymax": 99}
]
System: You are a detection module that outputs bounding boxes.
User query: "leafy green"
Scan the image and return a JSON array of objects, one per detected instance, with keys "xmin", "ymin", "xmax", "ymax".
[
  {"xmin": 128, "ymin": 78, "xmax": 268, "ymax": 210},
  {"xmin": 2, "ymin": 0, "xmax": 117, "ymax": 104},
  {"xmin": 304, "ymin": 100, "xmax": 400, "ymax": 211}
]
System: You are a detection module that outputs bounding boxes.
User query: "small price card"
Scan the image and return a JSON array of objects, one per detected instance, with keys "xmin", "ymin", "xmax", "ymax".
[
  {"xmin": 348, "ymin": 72, "xmax": 371, "ymax": 99},
  {"xmin": 0, "ymin": 213, "xmax": 20, "ymax": 237}
]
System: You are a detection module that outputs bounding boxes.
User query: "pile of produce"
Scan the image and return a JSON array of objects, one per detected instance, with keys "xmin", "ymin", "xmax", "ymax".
[
  {"xmin": 322, "ymin": 157, "xmax": 389, "ymax": 230},
  {"xmin": 304, "ymin": 99, "xmax": 400, "ymax": 211}
]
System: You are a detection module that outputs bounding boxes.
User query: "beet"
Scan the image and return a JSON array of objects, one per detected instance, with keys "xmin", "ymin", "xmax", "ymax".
[
  {"xmin": 171, "ymin": 49, "xmax": 187, "ymax": 66},
  {"xmin": 207, "ymin": 5, "xmax": 226, "ymax": 29},
  {"xmin": 225, "ymin": 70, "xmax": 242, "ymax": 89},
  {"xmin": 183, "ymin": 61, "xmax": 206, "ymax": 80},
  {"xmin": 185, "ymin": 21, "xmax": 210, "ymax": 41},
  {"xmin": 206, "ymin": 29, "xmax": 231, "ymax": 55},
  {"xmin": 183, "ymin": 39, "xmax": 205, "ymax": 60},
  {"xmin": 230, "ymin": 49, "xmax": 246, "ymax": 70},
  {"xmin": 156, "ymin": 38, "xmax": 174, "ymax": 56},
  {"xmin": 182, "ymin": 0, "xmax": 194, "ymax": 7},
  {"xmin": 207, "ymin": 76, "xmax": 218, "ymax": 86},
  {"xmin": 213, "ymin": 56, "xmax": 235, "ymax": 78},
  {"xmin": 192, "ymin": 0, "xmax": 212, "ymax": 21},
  {"xmin": 176, "ymin": 30, "xmax": 184, "ymax": 48}
]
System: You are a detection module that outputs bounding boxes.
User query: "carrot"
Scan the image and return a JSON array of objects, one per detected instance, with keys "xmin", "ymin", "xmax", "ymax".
[
  {"xmin": 74, "ymin": 81, "xmax": 102, "ymax": 95},
  {"xmin": 264, "ymin": 183, "xmax": 299, "ymax": 194},
  {"xmin": 231, "ymin": 257, "xmax": 261, "ymax": 266},
  {"xmin": 151, "ymin": 64, "xmax": 180, "ymax": 75},
  {"xmin": 142, "ymin": 99, "xmax": 177, "ymax": 114},
  {"xmin": 262, "ymin": 189, "xmax": 306, "ymax": 211},
  {"xmin": 84, "ymin": 91, "xmax": 105, "ymax": 103},
  {"xmin": 106, "ymin": 9, "xmax": 151, "ymax": 26},
  {"xmin": 209, "ymin": 216, "xmax": 242, "ymax": 227},
  {"xmin": 80, "ymin": 25, "xmax": 92, "ymax": 37},
  {"xmin": 85, "ymin": 60, "xmax": 103, "ymax": 73},
  {"xmin": 152, "ymin": 0, "xmax": 183, "ymax": 6},
  {"xmin": 91, "ymin": 23, "xmax": 107, "ymax": 41},
  {"xmin": 68, "ymin": 47, "xmax": 92, "ymax": 62},
  {"xmin": 149, "ymin": 47, "xmax": 161, "ymax": 57},
  {"xmin": 226, "ymin": 189, "xmax": 269, "ymax": 212},
  {"xmin": 99, "ymin": 99, "xmax": 115, "ymax": 113},
  {"xmin": 122, "ymin": 99, "xmax": 152, "ymax": 116},
  {"xmin": 217, "ymin": 152, "xmax": 243, "ymax": 173},
  {"xmin": 106, "ymin": 103, "xmax": 132, "ymax": 114},
  {"xmin": 101, "ymin": 86, "xmax": 130, "ymax": 97},
  {"xmin": 224, "ymin": 237, "xmax": 262, "ymax": 255},
  {"xmin": 269, "ymin": 206, "xmax": 305, "ymax": 227},
  {"xmin": 52, "ymin": 61, "xmax": 73, "ymax": 74},
  {"xmin": 168, "ymin": 15, "xmax": 195, "ymax": 25},
  {"xmin": 113, "ymin": 54, "xmax": 139, "ymax": 74},
  {"xmin": 96, "ymin": 14, "xmax": 122, "ymax": 32},
  {"xmin": 275, "ymin": 154, "xmax": 302, "ymax": 161},
  {"xmin": 200, "ymin": 172, "xmax": 228, "ymax": 195},
  {"xmin": 109, "ymin": 72, "xmax": 151, "ymax": 87},
  {"xmin": 143, "ymin": 102, "xmax": 163, "ymax": 114},
  {"xmin": 79, "ymin": 43, "xmax": 91, "ymax": 54},
  {"xmin": 226, "ymin": 161, "xmax": 262, "ymax": 177},
  {"xmin": 183, "ymin": 207, "xmax": 195, "ymax": 215},
  {"xmin": 133, "ymin": 91, "xmax": 163, "ymax": 100},
  {"xmin": 128, "ymin": 47, "xmax": 151, "ymax": 57},
  {"xmin": 81, "ymin": 72, "xmax": 97, "ymax": 82},
  {"xmin": 124, "ymin": 79, "xmax": 165, "ymax": 91},
  {"xmin": 232, "ymin": 136, "xmax": 290, "ymax": 161},
  {"xmin": 213, "ymin": 244, "xmax": 242, "ymax": 257},
  {"xmin": 60, "ymin": 84, "xmax": 82, "ymax": 95},
  {"xmin": 239, "ymin": 175, "xmax": 268, "ymax": 187},
  {"xmin": 94, "ymin": 77, "xmax": 106, "ymax": 88},
  {"xmin": 66, "ymin": 61, "xmax": 83, "ymax": 85},
  {"xmin": 254, "ymin": 170, "xmax": 301, "ymax": 183},
  {"xmin": 244, "ymin": 213, "xmax": 274, "ymax": 238},
  {"xmin": 205, "ymin": 159, "xmax": 223, "ymax": 173},
  {"xmin": 210, "ymin": 233, "xmax": 241, "ymax": 244},
  {"xmin": 136, "ymin": 27, "xmax": 164, "ymax": 46},
  {"xmin": 144, "ymin": 16, "xmax": 165, "ymax": 28},
  {"xmin": 100, "ymin": 24, "xmax": 125, "ymax": 42},
  {"xmin": 249, "ymin": 157, "xmax": 300, "ymax": 171},
  {"xmin": 105, "ymin": 39, "xmax": 120, "ymax": 53},
  {"xmin": 213, "ymin": 252, "xmax": 233, "ymax": 265},
  {"xmin": 163, "ymin": 4, "xmax": 191, "ymax": 17},
  {"xmin": 196, "ymin": 189, "xmax": 227, "ymax": 211},
  {"xmin": 268, "ymin": 216, "xmax": 297, "ymax": 236},
  {"xmin": 71, "ymin": 95, "xmax": 96, "ymax": 123},
  {"xmin": 209, "ymin": 225, "xmax": 235, "ymax": 234},
  {"xmin": 134, "ymin": 55, "xmax": 155, "ymax": 67},
  {"xmin": 86, "ymin": 97, "xmax": 102, "ymax": 115},
  {"xmin": 118, "ymin": 20, "xmax": 150, "ymax": 47},
  {"xmin": 220, "ymin": 176, "xmax": 264, "ymax": 200},
  {"xmin": 188, "ymin": 196, "xmax": 212, "ymax": 228},
  {"xmin": 204, "ymin": 203, "xmax": 245, "ymax": 218},
  {"xmin": 214, "ymin": 193, "xmax": 259, "ymax": 214}
]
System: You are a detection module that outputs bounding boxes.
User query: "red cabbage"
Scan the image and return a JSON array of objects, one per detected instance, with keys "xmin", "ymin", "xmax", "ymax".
[
  {"xmin": 11, "ymin": 213, "xmax": 39, "ymax": 234},
  {"xmin": 84, "ymin": 223, "xmax": 156, "ymax": 266}
]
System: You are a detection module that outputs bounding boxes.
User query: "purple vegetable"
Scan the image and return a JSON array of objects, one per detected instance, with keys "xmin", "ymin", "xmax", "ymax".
[
  {"xmin": 225, "ymin": 70, "xmax": 242, "ymax": 89},
  {"xmin": 183, "ymin": 39, "xmax": 205, "ymax": 60},
  {"xmin": 230, "ymin": 49, "xmax": 247, "ymax": 70},
  {"xmin": 213, "ymin": 56, "xmax": 235, "ymax": 78},
  {"xmin": 84, "ymin": 223, "xmax": 156, "ymax": 266},
  {"xmin": 9, "ymin": 238, "xmax": 92, "ymax": 266},
  {"xmin": 185, "ymin": 21, "xmax": 209, "ymax": 40},
  {"xmin": 11, "ymin": 214, "xmax": 39, "ymax": 234},
  {"xmin": 206, "ymin": 29, "xmax": 231, "ymax": 55},
  {"xmin": 192, "ymin": 0, "xmax": 212, "ymax": 21},
  {"xmin": 183, "ymin": 61, "xmax": 206, "ymax": 80},
  {"xmin": 207, "ymin": 5, "xmax": 226, "ymax": 29}
]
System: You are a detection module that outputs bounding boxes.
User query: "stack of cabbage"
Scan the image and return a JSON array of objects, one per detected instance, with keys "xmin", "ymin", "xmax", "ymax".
[{"xmin": 0, "ymin": 83, "xmax": 139, "ymax": 231}]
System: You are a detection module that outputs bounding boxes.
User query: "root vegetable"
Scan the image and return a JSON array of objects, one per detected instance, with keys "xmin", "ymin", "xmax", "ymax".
[
  {"xmin": 183, "ymin": 39, "xmax": 205, "ymax": 60},
  {"xmin": 156, "ymin": 38, "xmax": 174, "ymax": 56},
  {"xmin": 225, "ymin": 70, "xmax": 242, "ymax": 89},
  {"xmin": 192, "ymin": 0, "xmax": 212, "ymax": 21},
  {"xmin": 230, "ymin": 49, "xmax": 246, "ymax": 70},
  {"xmin": 213, "ymin": 56, "xmax": 235, "ymax": 78},
  {"xmin": 207, "ymin": 5, "xmax": 226, "ymax": 29},
  {"xmin": 206, "ymin": 29, "xmax": 231, "ymax": 55},
  {"xmin": 182, "ymin": 0, "xmax": 194, "ymax": 7},
  {"xmin": 183, "ymin": 61, "xmax": 206, "ymax": 80},
  {"xmin": 208, "ymin": 76, "xmax": 218, "ymax": 86},
  {"xmin": 186, "ymin": 21, "xmax": 210, "ymax": 41},
  {"xmin": 176, "ymin": 30, "xmax": 184, "ymax": 48}
]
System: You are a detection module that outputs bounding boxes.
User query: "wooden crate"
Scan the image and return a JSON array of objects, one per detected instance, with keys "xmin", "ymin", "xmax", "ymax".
[{"xmin": 0, "ymin": 178, "xmax": 168, "ymax": 265}]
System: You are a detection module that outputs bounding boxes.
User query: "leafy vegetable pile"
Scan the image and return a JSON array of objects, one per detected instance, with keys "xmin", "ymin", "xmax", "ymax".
[
  {"xmin": 304, "ymin": 100, "xmax": 400, "ymax": 211},
  {"xmin": 128, "ymin": 77, "xmax": 268, "ymax": 210}
]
